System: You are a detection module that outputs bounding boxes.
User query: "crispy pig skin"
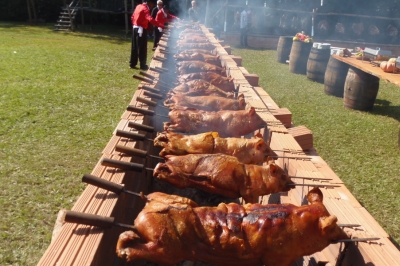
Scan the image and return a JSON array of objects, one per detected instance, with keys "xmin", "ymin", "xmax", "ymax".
[
  {"xmin": 153, "ymin": 154, "xmax": 293, "ymax": 203},
  {"xmin": 177, "ymin": 72, "xmax": 235, "ymax": 92},
  {"xmin": 154, "ymin": 131, "xmax": 217, "ymax": 157},
  {"xmin": 168, "ymin": 79, "xmax": 234, "ymax": 98},
  {"xmin": 176, "ymin": 43, "xmax": 216, "ymax": 51},
  {"xmin": 178, "ymin": 49, "xmax": 215, "ymax": 55},
  {"xmin": 174, "ymin": 52, "xmax": 221, "ymax": 67},
  {"xmin": 177, "ymin": 37, "xmax": 209, "ymax": 44},
  {"xmin": 154, "ymin": 131, "xmax": 271, "ymax": 164},
  {"xmin": 164, "ymin": 107, "xmax": 265, "ymax": 137},
  {"xmin": 176, "ymin": 60, "xmax": 226, "ymax": 76},
  {"xmin": 116, "ymin": 188, "xmax": 349, "ymax": 266},
  {"xmin": 164, "ymin": 93, "xmax": 245, "ymax": 111}
]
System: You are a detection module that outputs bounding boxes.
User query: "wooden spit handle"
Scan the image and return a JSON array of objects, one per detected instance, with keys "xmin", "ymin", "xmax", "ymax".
[
  {"xmin": 101, "ymin": 158, "xmax": 145, "ymax": 172},
  {"xmin": 141, "ymin": 85, "xmax": 162, "ymax": 94},
  {"xmin": 143, "ymin": 90, "xmax": 164, "ymax": 100},
  {"xmin": 115, "ymin": 145, "xmax": 148, "ymax": 158},
  {"xmin": 132, "ymin": 74, "xmax": 154, "ymax": 84},
  {"xmin": 136, "ymin": 96, "xmax": 157, "ymax": 107},
  {"xmin": 127, "ymin": 122, "xmax": 154, "ymax": 132},
  {"xmin": 149, "ymin": 67, "xmax": 164, "ymax": 73},
  {"xmin": 82, "ymin": 174, "xmax": 124, "ymax": 194},
  {"xmin": 116, "ymin": 130, "xmax": 146, "ymax": 140},
  {"xmin": 139, "ymin": 71, "xmax": 156, "ymax": 80},
  {"xmin": 153, "ymin": 56, "xmax": 166, "ymax": 62},
  {"xmin": 65, "ymin": 210, "xmax": 114, "ymax": 229},
  {"xmin": 126, "ymin": 106, "xmax": 154, "ymax": 116}
]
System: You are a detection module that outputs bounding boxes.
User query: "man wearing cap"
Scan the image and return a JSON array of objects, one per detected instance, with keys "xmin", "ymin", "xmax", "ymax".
[
  {"xmin": 154, "ymin": 5, "xmax": 179, "ymax": 50},
  {"xmin": 151, "ymin": 0, "xmax": 164, "ymax": 51},
  {"xmin": 130, "ymin": 0, "xmax": 163, "ymax": 70}
]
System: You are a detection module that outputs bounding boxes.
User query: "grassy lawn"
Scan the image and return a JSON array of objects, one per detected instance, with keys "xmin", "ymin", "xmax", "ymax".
[
  {"xmin": 0, "ymin": 22, "xmax": 146, "ymax": 265},
  {"xmin": 0, "ymin": 22, "xmax": 399, "ymax": 265},
  {"xmin": 232, "ymin": 46, "xmax": 400, "ymax": 247}
]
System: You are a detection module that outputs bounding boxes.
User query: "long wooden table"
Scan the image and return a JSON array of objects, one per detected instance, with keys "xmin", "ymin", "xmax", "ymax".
[{"xmin": 332, "ymin": 54, "xmax": 400, "ymax": 86}]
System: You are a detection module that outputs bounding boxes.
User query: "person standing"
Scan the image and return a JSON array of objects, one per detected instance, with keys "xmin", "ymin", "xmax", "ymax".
[
  {"xmin": 130, "ymin": 0, "xmax": 163, "ymax": 70},
  {"xmin": 154, "ymin": 5, "xmax": 179, "ymax": 50},
  {"xmin": 188, "ymin": 0, "xmax": 199, "ymax": 22},
  {"xmin": 240, "ymin": 5, "xmax": 249, "ymax": 47},
  {"xmin": 151, "ymin": 0, "xmax": 163, "ymax": 51}
]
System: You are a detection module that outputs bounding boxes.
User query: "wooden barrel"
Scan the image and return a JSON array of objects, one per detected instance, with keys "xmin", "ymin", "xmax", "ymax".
[
  {"xmin": 277, "ymin": 36, "xmax": 293, "ymax": 63},
  {"xmin": 324, "ymin": 56, "xmax": 349, "ymax": 97},
  {"xmin": 306, "ymin": 47, "xmax": 331, "ymax": 83},
  {"xmin": 289, "ymin": 41, "xmax": 312, "ymax": 74},
  {"xmin": 343, "ymin": 67, "xmax": 380, "ymax": 111}
]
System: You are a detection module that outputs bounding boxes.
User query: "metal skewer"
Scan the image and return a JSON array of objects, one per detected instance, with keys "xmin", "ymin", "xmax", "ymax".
[
  {"xmin": 64, "ymin": 209, "xmax": 375, "ymax": 244},
  {"xmin": 82, "ymin": 174, "xmax": 146, "ymax": 198},
  {"xmin": 115, "ymin": 145, "xmax": 164, "ymax": 160},
  {"xmin": 287, "ymin": 184, "xmax": 341, "ymax": 188},
  {"xmin": 332, "ymin": 237, "xmax": 380, "ymax": 243},
  {"xmin": 132, "ymin": 74, "xmax": 171, "ymax": 90}
]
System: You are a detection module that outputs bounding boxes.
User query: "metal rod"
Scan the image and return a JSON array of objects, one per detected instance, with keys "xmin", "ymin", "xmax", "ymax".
[
  {"xmin": 138, "ymin": 73, "xmax": 172, "ymax": 89},
  {"xmin": 337, "ymin": 224, "xmax": 361, "ymax": 228},
  {"xmin": 271, "ymin": 155, "xmax": 311, "ymax": 160},
  {"xmin": 289, "ymin": 176, "xmax": 333, "ymax": 181},
  {"xmin": 288, "ymin": 184, "xmax": 341, "ymax": 188},
  {"xmin": 332, "ymin": 238, "xmax": 380, "ymax": 243},
  {"xmin": 115, "ymin": 145, "xmax": 163, "ymax": 160}
]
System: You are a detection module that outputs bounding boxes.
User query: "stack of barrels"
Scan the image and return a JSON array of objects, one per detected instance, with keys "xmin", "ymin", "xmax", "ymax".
[{"xmin": 276, "ymin": 36, "xmax": 379, "ymax": 111}]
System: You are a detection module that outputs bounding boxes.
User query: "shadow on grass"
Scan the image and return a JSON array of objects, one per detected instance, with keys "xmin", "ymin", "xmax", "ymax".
[{"xmin": 372, "ymin": 99, "xmax": 400, "ymax": 123}]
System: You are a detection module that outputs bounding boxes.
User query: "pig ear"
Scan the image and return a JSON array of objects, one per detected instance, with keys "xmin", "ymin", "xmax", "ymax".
[
  {"xmin": 255, "ymin": 139, "xmax": 265, "ymax": 150},
  {"xmin": 320, "ymin": 215, "xmax": 338, "ymax": 234},
  {"xmin": 307, "ymin": 187, "xmax": 323, "ymax": 204},
  {"xmin": 268, "ymin": 160, "xmax": 277, "ymax": 173},
  {"xmin": 239, "ymin": 97, "xmax": 246, "ymax": 109},
  {"xmin": 248, "ymin": 107, "xmax": 256, "ymax": 117},
  {"xmin": 254, "ymin": 132, "xmax": 263, "ymax": 139}
]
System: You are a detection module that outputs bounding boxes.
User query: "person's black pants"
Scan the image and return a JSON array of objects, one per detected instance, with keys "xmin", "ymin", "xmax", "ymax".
[
  {"xmin": 130, "ymin": 27, "xmax": 148, "ymax": 68},
  {"xmin": 153, "ymin": 28, "xmax": 163, "ymax": 48},
  {"xmin": 240, "ymin": 27, "xmax": 248, "ymax": 46}
]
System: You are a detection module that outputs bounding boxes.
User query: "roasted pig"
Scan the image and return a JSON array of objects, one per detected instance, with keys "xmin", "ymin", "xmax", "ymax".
[
  {"xmin": 164, "ymin": 93, "xmax": 245, "ymax": 111},
  {"xmin": 153, "ymin": 154, "xmax": 292, "ymax": 203},
  {"xmin": 164, "ymin": 107, "xmax": 266, "ymax": 137},
  {"xmin": 179, "ymin": 49, "xmax": 215, "ymax": 55},
  {"xmin": 154, "ymin": 131, "xmax": 271, "ymax": 164},
  {"xmin": 174, "ymin": 52, "xmax": 221, "ymax": 66},
  {"xmin": 168, "ymin": 79, "xmax": 234, "ymax": 98},
  {"xmin": 176, "ymin": 60, "xmax": 226, "ymax": 75},
  {"xmin": 176, "ymin": 42, "xmax": 216, "ymax": 51},
  {"xmin": 116, "ymin": 188, "xmax": 349, "ymax": 266},
  {"xmin": 177, "ymin": 72, "xmax": 235, "ymax": 93},
  {"xmin": 177, "ymin": 37, "xmax": 210, "ymax": 44}
]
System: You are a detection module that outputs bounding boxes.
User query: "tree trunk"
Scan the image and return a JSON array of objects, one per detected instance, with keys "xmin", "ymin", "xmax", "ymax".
[{"xmin": 27, "ymin": 0, "xmax": 32, "ymax": 23}]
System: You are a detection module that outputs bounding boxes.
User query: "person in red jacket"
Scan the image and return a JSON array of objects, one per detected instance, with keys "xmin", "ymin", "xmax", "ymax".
[
  {"xmin": 130, "ymin": 0, "xmax": 163, "ymax": 70},
  {"xmin": 152, "ymin": 5, "xmax": 179, "ymax": 51}
]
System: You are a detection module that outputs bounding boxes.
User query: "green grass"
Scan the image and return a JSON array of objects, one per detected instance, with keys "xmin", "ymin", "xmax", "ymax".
[
  {"xmin": 233, "ymin": 46, "xmax": 400, "ymax": 246},
  {"xmin": 1, "ymin": 22, "xmax": 399, "ymax": 265},
  {"xmin": 0, "ymin": 22, "xmax": 149, "ymax": 265}
]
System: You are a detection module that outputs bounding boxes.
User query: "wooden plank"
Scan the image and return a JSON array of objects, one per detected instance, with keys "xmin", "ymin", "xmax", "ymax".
[{"xmin": 332, "ymin": 54, "xmax": 400, "ymax": 86}]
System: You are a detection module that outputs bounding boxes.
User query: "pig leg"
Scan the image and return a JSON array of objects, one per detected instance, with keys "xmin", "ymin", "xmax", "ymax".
[
  {"xmin": 163, "ymin": 122, "xmax": 187, "ymax": 133},
  {"xmin": 116, "ymin": 231, "xmax": 181, "ymax": 264}
]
